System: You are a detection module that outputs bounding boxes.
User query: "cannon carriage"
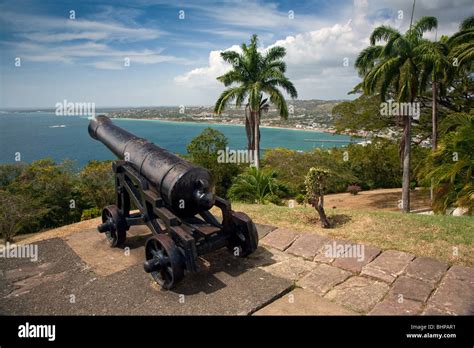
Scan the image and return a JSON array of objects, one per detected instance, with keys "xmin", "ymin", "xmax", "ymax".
[{"xmin": 88, "ymin": 116, "xmax": 258, "ymax": 289}]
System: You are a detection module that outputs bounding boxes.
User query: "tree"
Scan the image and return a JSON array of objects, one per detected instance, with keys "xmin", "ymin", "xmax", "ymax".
[
  {"xmin": 418, "ymin": 35, "xmax": 453, "ymax": 150},
  {"xmin": 77, "ymin": 160, "xmax": 115, "ymax": 210},
  {"xmin": 214, "ymin": 34, "xmax": 297, "ymax": 168},
  {"xmin": 305, "ymin": 167, "xmax": 332, "ymax": 228},
  {"xmin": 0, "ymin": 190, "xmax": 47, "ymax": 242},
  {"xmin": 186, "ymin": 128, "xmax": 240, "ymax": 197},
  {"xmin": 9, "ymin": 158, "xmax": 80, "ymax": 229},
  {"xmin": 0, "ymin": 163, "xmax": 26, "ymax": 189},
  {"xmin": 354, "ymin": 16, "xmax": 438, "ymax": 213},
  {"xmin": 448, "ymin": 16, "xmax": 474, "ymax": 71},
  {"xmin": 227, "ymin": 167, "xmax": 288, "ymax": 204},
  {"xmin": 418, "ymin": 110, "xmax": 474, "ymax": 214}
]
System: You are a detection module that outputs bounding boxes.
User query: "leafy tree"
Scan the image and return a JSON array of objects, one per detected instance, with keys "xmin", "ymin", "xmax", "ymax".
[
  {"xmin": 227, "ymin": 167, "xmax": 289, "ymax": 204},
  {"xmin": 0, "ymin": 190, "xmax": 47, "ymax": 242},
  {"xmin": 354, "ymin": 16, "xmax": 439, "ymax": 212},
  {"xmin": 186, "ymin": 128, "xmax": 241, "ymax": 197},
  {"xmin": 9, "ymin": 158, "xmax": 80, "ymax": 230},
  {"xmin": 0, "ymin": 163, "xmax": 26, "ymax": 189},
  {"xmin": 263, "ymin": 148, "xmax": 356, "ymax": 195},
  {"xmin": 77, "ymin": 160, "xmax": 115, "ymax": 210},
  {"xmin": 214, "ymin": 34, "xmax": 297, "ymax": 168},
  {"xmin": 332, "ymin": 95, "xmax": 391, "ymax": 134},
  {"xmin": 305, "ymin": 167, "xmax": 332, "ymax": 228}
]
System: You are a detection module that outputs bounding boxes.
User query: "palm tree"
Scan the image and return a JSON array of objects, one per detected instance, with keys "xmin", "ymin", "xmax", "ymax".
[
  {"xmin": 227, "ymin": 167, "xmax": 288, "ymax": 204},
  {"xmin": 448, "ymin": 16, "xmax": 474, "ymax": 71},
  {"xmin": 214, "ymin": 34, "xmax": 297, "ymax": 168},
  {"xmin": 418, "ymin": 35, "xmax": 453, "ymax": 150},
  {"xmin": 418, "ymin": 110, "xmax": 474, "ymax": 214},
  {"xmin": 354, "ymin": 16, "xmax": 438, "ymax": 213}
]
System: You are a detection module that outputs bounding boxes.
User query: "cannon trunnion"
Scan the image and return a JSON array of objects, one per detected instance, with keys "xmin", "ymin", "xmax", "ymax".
[{"xmin": 89, "ymin": 116, "xmax": 258, "ymax": 289}]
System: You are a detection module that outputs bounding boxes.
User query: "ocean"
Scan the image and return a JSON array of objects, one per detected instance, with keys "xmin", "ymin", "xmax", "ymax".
[{"xmin": 0, "ymin": 112, "xmax": 354, "ymax": 168}]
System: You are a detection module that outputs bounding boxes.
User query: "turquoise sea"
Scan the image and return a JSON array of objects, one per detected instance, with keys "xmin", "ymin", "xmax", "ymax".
[{"xmin": 0, "ymin": 112, "xmax": 355, "ymax": 168}]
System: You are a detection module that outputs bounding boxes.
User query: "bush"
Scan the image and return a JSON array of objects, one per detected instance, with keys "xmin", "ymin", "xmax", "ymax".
[
  {"xmin": 81, "ymin": 207, "xmax": 101, "ymax": 221},
  {"xmin": 228, "ymin": 167, "xmax": 289, "ymax": 204},
  {"xmin": 347, "ymin": 184, "xmax": 362, "ymax": 195},
  {"xmin": 295, "ymin": 193, "xmax": 306, "ymax": 204}
]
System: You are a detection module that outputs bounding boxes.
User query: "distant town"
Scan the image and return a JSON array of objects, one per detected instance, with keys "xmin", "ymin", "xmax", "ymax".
[{"xmin": 105, "ymin": 99, "xmax": 346, "ymax": 134}]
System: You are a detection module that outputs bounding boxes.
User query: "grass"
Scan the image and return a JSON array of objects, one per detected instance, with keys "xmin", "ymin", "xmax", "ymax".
[{"xmin": 223, "ymin": 203, "xmax": 474, "ymax": 267}]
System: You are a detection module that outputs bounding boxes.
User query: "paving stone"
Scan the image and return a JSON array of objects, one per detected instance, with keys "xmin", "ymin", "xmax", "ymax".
[
  {"xmin": 255, "ymin": 223, "xmax": 277, "ymax": 239},
  {"xmin": 325, "ymin": 276, "xmax": 390, "ymax": 313},
  {"xmin": 369, "ymin": 297, "xmax": 423, "ymax": 315},
  {"xmin": 405, "ymin": 257, "xmax": 448, "ymax": 284},
  {"xmin": 332, "ymin": 244, "xmax": 381, "ymax": 273},
  {"xmin": 285, "ymin": 233, "xmax": 329, "ymax": 260},
  {"xmin": 312, "ymin": 238, "xmax": 351, "ymax": 264},
  {"xmin": 422, "ymin": 305, "xmax": 450, "ymax": 315},
  {"xmin": 427, "ymin": 265, "xmax": 474, "ymax": 315},
  {"xmin": 261, "ymin": 257, "xmax": 317, "ymax": 281},
  {"xmin": 259, "ymin": 228, "xmax": 300, "ymax": 251},
  {"xmin": 361, "ymin": 250, "xmax": 415, "ymax": 283},
  {"xmin": 243, "ymin": 246, "xmax": 293, "ymax": 268},
  {"xmin": 254, "ymin": 288, "xmax": 357, "ymax": 315},
  {"xmin": 389, "ymin": 276, "xmax": 434, "ymax": 302},
  {"xmin": 298, "ymin": 264, "xmax": 351, "ymax": 296}
]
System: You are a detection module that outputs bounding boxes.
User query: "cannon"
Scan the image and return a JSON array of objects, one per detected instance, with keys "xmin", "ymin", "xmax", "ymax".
[{"xmin": 88, "ymin": 116, "xmax": 258, "ymax": 289}]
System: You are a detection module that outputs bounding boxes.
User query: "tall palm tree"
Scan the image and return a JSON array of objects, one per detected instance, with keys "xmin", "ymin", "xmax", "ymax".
[
  {"xmin": 354, "ymin": 16, "xmax": 438, "ymax": 213},
  {"xmin": 418, "ymin": 35, "xmax": 453, "ymax": 150},
  {"xmin": 214, "ymin": 34, "xmax": 297, "ymax": 168}
]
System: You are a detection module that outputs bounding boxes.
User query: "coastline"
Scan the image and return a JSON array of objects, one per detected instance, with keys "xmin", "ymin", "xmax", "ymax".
[{"xmin": 112, "ymin": 116, "xmax": 349, "ymax": 136}]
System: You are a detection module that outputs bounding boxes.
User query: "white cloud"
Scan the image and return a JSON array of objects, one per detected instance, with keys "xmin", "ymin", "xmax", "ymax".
[
  {"xmin": 173, "ymin": 0, "xmax": 473, "ymax": 101},
  {"xmin": 174, "ymin": 45, "xmax": 241, "ymax": 87}
]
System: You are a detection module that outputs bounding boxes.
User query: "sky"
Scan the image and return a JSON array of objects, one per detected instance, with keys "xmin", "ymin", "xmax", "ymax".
[{"xmin": 0, "ymin": 0, "xmax": 472, "ymax": 108}]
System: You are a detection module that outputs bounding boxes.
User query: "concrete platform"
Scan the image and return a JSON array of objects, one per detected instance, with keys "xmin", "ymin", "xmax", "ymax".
[{"xmin": 0, "ymin": 227, "xmax": 292, "ymax": 315}]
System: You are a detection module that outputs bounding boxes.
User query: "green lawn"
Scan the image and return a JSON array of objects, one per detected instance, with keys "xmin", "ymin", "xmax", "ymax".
[{"xmin": 224, "ymin": 203, "xmax": 474, "ymax": 266}]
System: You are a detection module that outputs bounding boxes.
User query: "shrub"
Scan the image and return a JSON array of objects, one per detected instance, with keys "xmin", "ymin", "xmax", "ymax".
[
  {"xmin": 347, "ymin": 184, "xmax": 362, "ymax": 195},
  {"xmin": 295, "ymin": 193, "xmax": 306, "ymax": 204},
  {"xmin": 228, "ymin": 167, "xmax": 289, "ymax": 204},
  {"xmin": 81, "ymin": 207, "xmax": 101, "ymax": 221}
]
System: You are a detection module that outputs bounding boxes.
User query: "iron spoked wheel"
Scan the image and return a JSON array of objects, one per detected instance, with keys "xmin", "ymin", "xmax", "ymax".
[
  {"xmin": 227, "ymin": 211, "xmax": 259, "ymax": 257},
  {"xmin": 100, "ymin": 205, "xmax": 127, "ymax": 247},
  {"xmin": 143, "ymin": 235, "xmax": 184, "ymax": 290}
]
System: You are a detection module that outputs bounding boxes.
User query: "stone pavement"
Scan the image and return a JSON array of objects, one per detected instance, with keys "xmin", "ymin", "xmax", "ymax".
[
  {"xmin": 257, "ymin": 227, "xmax": 474, "ymax": 315},
  {"xmin": 0, "ymin": 223, "xmax": 473, "ymax": 315}
]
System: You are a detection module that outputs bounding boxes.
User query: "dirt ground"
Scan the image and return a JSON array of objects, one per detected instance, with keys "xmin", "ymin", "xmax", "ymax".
[{"xmin": 322, "ymin": 188, "xmax": 431, "ymax": 212}]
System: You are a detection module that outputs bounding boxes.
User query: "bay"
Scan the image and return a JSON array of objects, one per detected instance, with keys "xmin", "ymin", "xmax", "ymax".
[{"xmin": 0, "ymin": 112, "xmax": 354, "ymax": 168}]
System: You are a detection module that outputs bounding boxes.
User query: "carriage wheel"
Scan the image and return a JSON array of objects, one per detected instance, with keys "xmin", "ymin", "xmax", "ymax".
[
  {"xmin": 227, "ymin": 211, "xmax": 259, "ymax": 257},
  {"xmin": 143, "ymin": 234, "xmax": 184, "ymax": 290},
  {"xmin": 99, "ymin": 205, "xmax": 127, "ymax": 247}
]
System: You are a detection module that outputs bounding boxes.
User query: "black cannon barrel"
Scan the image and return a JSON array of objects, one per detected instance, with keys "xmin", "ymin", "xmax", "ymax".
[{"xmin": 88, "ymin": 115, "xmax": 215, "ymax": 217}]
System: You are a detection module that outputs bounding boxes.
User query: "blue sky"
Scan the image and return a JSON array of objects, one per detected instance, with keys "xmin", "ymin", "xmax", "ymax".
[{"xmin": 0, "ymin": 0, "xmax": 471, "ymax": 108}]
